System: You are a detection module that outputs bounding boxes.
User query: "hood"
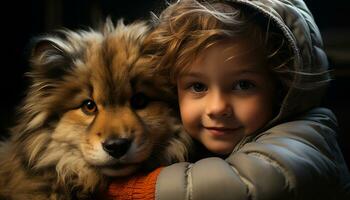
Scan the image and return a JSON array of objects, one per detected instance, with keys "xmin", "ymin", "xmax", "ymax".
[{"xmin": 226, "ymin": 0, "xmax": 330, "ymax": 128}]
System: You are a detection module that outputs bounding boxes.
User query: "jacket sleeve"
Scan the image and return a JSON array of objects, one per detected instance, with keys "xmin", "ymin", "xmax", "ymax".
[{"xmin": 156, "ymin": 108, "xmax": 350, "ymax": 200}]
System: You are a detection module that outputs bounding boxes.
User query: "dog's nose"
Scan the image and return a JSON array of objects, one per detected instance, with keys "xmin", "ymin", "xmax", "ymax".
[{"xmin": 102, "ymin": 138, "xmax": 132, "ymax": 158}]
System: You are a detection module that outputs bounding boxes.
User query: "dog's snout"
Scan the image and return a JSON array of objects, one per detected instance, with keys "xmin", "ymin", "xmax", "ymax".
[{"xmin": 102, "ymin": 138, "xmax": 132, "ymax": 158}]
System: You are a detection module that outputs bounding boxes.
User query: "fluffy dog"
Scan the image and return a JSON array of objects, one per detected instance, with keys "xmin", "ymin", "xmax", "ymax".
[{"xmin": 0, "ymin": 20, "xmax": 191, "ymax": 200}]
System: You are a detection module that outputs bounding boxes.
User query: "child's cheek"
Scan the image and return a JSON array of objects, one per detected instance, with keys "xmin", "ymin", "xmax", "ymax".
[
  {"xmin": 179, "ymin": 98, "xmax": 200, "ymax": 137},
  {"xmin": 235, "ymin": 97, "xmax": 272, "ymax": 135}
]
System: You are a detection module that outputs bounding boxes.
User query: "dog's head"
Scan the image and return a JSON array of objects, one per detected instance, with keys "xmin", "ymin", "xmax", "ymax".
[{"xmin": 15, "ymin": 20, "xmax": 189, "ymax": 177}]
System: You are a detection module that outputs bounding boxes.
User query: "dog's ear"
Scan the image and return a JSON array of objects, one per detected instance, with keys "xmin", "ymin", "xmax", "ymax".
[{"xmin": 29, "ymin": 35, "xmax": 75, "ymax": 81}]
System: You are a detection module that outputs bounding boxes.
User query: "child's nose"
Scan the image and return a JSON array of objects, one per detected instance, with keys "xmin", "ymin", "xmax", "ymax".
[{"xmin": 206, "ymin": 91, "xmax": 233, "ymax": 118}]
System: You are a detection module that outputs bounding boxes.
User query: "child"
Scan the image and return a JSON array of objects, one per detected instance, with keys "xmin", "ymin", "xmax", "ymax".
[{"xmin": 106, "ymin": 0, "xmax": 350, "ymax": 199}]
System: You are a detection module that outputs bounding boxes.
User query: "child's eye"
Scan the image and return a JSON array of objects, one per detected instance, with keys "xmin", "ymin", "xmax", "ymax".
[
  {"xmin": 190, "ymin": 82, "xmax": 207, "ymax": 93},
  {"xmin": 233, "ymin": 80, "xmax": 256, "ymax": 91}
]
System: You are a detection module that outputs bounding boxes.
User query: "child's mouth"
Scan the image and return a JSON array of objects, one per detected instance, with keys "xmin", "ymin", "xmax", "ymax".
[{"xmin": 204, "ymin": 126, "xmax": 242, "ymax": 137}]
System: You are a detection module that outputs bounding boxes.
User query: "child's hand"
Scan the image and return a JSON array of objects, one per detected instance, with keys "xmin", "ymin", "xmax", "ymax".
[{"xmin": 106, "ymin": 167, "xmax": 163, "ymax": 200}]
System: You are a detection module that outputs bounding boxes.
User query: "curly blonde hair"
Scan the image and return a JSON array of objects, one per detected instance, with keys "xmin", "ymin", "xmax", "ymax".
[{"xmin": 144, "ymin": 0, "xmax": 294, "ymax": 92}]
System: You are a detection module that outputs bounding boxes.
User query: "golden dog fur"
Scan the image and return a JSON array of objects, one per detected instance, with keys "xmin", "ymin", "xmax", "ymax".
[{"xmin": 0, "ymin": 20, "xmax": 191, "ymax": 200}]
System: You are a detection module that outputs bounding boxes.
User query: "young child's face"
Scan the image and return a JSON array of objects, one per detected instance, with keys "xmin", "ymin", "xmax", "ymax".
[{"xmin": 177, "ymin": 38, "xmax": 277, "ymax": 154}]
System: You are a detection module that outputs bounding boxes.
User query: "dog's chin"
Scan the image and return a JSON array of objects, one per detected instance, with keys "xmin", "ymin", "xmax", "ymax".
[{"xmin": 101, "ymin": 164, "xmax": 140, "ymax": 177}]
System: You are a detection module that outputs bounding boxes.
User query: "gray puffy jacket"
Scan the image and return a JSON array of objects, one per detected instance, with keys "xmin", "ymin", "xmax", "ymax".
[
  {"xmin": 156, "ymin": 108, "xmax": 350, "ymax": 200},
  {"xmin": 155, "ymin": 0, "xmax": 350, "ymax": 199}
]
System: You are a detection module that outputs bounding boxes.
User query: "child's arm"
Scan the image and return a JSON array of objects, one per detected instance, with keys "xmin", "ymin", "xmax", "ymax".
[{"xmin": 107, "ymin": 108, "xmax": 350, "ymax": 200}]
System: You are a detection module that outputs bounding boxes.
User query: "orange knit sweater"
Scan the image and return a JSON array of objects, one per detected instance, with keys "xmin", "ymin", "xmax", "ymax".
[{"xmin": 106, "ymin": 167, "xmax": 163, "ymax": 200}]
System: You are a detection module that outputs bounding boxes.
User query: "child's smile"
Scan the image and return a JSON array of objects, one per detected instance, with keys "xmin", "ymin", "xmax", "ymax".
[
  {"xmin": 177, "ymin": 38, "xmax": 277, "ymax": 154},
  {"xmin": 203, "ymin": 126, "xmax": 243, "ymax": 137}
]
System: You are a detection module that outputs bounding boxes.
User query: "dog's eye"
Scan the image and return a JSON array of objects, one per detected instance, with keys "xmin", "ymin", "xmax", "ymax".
[
  {"xmin": 81, "ymin": 100, "xmax": 97, "ymax": 115},
  {"xmin": 130, "ymin": 93, "xmax": 149, "ymax": 110}
]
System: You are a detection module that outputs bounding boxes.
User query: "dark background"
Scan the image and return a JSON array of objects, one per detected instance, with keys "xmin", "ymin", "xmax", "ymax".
[{"xmin": 0, "ymin": 0, "xmax": 349, "ymax": 167}]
